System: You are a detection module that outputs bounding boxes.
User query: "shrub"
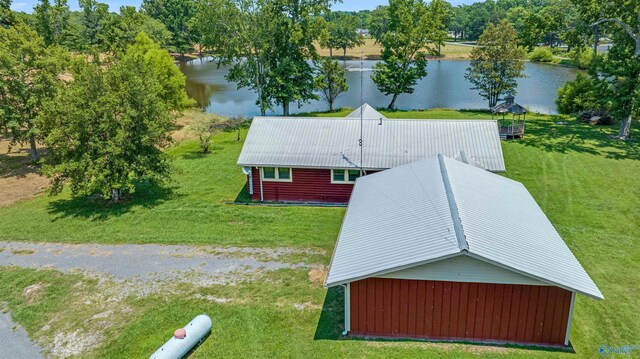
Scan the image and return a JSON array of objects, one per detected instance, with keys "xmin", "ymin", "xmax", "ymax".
[
  {"xmin": 186, "ymin": 112, "xmax": 224, "ymax": 153},
  {"xmin": 529, "ymin": 47, "xmax": 555, "ymax": 62},
  {"xmin": 556, "ymin": 73, "xmax": 599, "ymax": 115},
  {"xmin": 568, "ymin": 49, "xmax": 594, "ymax": 69}
]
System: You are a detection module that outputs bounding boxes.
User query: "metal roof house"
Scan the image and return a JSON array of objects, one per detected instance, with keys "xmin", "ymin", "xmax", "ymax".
[
  {"xmin": 237, "ymin": 116, "xmax": 505, "ymax": 203},
  {"xmin": 325, "ymin": 155, "xmax": 602, "ymax": 346},
  {"xmin": 345, "ymin": 103, "xmax": 386, "ymax": 119}
]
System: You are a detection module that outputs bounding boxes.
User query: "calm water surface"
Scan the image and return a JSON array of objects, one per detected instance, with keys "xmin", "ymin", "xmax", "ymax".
[{"xmin": 179, "ymin": 59, "xmax": 579, "ymax": 116}]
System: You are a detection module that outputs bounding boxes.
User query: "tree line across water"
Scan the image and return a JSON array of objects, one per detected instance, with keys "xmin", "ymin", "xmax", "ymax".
[{"xmin": 0, "ymin": 0, "xmax": 638, "ymax": 202}]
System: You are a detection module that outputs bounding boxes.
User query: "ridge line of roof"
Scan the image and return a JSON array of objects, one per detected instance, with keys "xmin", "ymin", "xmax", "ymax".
[
  {"xmin": 252, "ymin": 116, "xmax": 498, "ymax": 123},
  {"xmin": 437, "ymin": 154, "xmax": 469, "ymax": 252}
]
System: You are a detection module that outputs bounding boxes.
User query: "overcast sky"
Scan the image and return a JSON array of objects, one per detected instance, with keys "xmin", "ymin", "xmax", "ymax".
[{"xmin": 11, "ymin": 0, "xmax": 477, "ymax": 13}]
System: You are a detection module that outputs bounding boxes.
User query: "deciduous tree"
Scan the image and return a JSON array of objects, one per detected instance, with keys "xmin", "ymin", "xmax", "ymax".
[
  {"xmin": 314, "ymin": 57, "xmax": 348, "ymax": 112},
  {"xmin": 330, "ymin": 13, "xmax": 363, "ymax": 60},
  {"xmin": 78, "ymin": 0, "xmax": 113, "ymax": 54},
  {"xmin": 193, "ymin": 0, "xmax": 331, "ymax": 115},
  {"xmin": 556, "ymin": 72, "xmax": 598, "ymax": 114},
  {"xmin": 572, "ymin": 0, "xmax": 640, "ymax": 139},
  {"xmin": 187, "ymin": 112, "xmax": 222, "ymax": 153},
  {"xmin": 110, "ymin": 6, "xmax": 171, "ymax": 54},
  {"xmin": 40, "ymin": 34, "xmax": 190, "ymax": 200},
  {"xmin": 0, "ymin": 24, "xmax": 67, "ymax": 161},
  {"xmin": 371, "ymin": 0, "xmax": 442, "ymax": 110},
  {"xmin": 465, "ymin": 20, "xmax": 525, "ymax": 108},
  {"xmin": 142, "ymin": 0, "xmax": 196, "ymax": 57},
  {"xmin": 1, "ymin": 0, "xmax": 14, "ymax": 27},
  {"xmin": 34, "ymin": 0, "xmax": 73, "ymax": 47}
]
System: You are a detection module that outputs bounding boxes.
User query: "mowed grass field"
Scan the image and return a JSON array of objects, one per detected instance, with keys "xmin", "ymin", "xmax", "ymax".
[
  {"xmin": 315, "ymin": 38, "xmax": 474, "ymax": 60},
  {"xmin": 0, "ymin": 109, "xmax": 639, "ymax": 358}
]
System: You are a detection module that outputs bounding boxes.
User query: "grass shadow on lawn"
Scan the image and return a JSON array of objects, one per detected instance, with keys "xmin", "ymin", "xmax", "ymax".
[
  {"xmin": 519, "ymin": 117, "xmax": 640, "ymax": 160},
  {"xmin": 46, "ymin": 181, "xmax": 182, "ymax": 221},
  {"xmin": 314, "ymin": 286, "xmax": 345, "ymax": 341}
]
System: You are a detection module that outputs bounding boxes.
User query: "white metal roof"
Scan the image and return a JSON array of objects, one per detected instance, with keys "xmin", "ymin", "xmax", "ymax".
[
  {"xmin": 237, "ymin": 117, "xmax": 506, "ymax": 172},
  {"xmin": 324, "ymin": 155, "xmax": 603, "ymax": 300},
  {"xmin": 345, "ymin": 103, "xmax": 387, "ymax": 119}
]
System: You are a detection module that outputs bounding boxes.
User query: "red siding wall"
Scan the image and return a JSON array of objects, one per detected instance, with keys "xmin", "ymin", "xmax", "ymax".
[
  {"xmin": 349, "ymin": 278, "xmax": 573, "ymax": 346},
  {"xmin": 250, "ymin": 167, "xmax": 357, "ymax": 203}
]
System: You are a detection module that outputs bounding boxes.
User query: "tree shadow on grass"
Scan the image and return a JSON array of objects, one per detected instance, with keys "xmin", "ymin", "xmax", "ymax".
[
  {"xmin": 518, "ymin": 117, "xmax": 640, "ymax": 161},
  {"xmin": 0, "ymin": 148, "xmax": 46, "ymax": 179},
  {"xmin": 314, "ymin": 286, "xmax": 345, "ymax": 341},
  {"xmin": 178, "ymin": 146, "xmax": 225, "ymax": 160},
  {"xmin": 47, "ymin": 181, "xmax": 182, "ymax": 221}
]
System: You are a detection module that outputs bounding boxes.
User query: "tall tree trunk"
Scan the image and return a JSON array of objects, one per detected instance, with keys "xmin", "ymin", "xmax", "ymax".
[
  {"xmin": 343, "ymin": 47, "xmax": 347, "ymax": 61},
  {"xmin": 438, "ymin": 43, "xmax": 441, "ymax": 56},
  {"xmin": 329, "ymin": 47, "xmax": 333, "ymax": 57},
  {"xmin": 28, "ymin": 126, "xmax": 38, "ymax": 162},
  {"xmin": 388, "ymin": 94, "xmax": 398, "ymax": 110},
  {"xmin": 329, "ymin": 101, "xmax": 334, "ymax": 112},
  {"xmin": 111, "ymin": 188, "xmax": 122, "ymax": 202},
  {"xmin": 593, "ymin": 27, "xmax": 599, "ymax": 57},
  {"xmin": 283, "ymin": 102, "xmax": 290, "ymax": 116},
  {"xmin": 616, "ymin": 114, "xmax": 632, "ymax": 140}
]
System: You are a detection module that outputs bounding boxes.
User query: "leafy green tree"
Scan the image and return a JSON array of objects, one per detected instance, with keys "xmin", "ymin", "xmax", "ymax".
[
  {"xmin": 573, "ymin": 0, "xmax": 640, "ymax": 139},
  {"xmin": 194, "ymin": 0, "xmax": 272, "ymax": 115},
  {"xmin": 314, "ymin": 57, "xmax": 348, "ymax": 112},
  {"xmin": 193, "ymin": 0, "xmax": 330, "ymax": 115},
  {"xmin": 78, "ymin": 0, "xmax": 113, "ymax": 53},
  {"xmin": 187, "ymin": 112, "xmax": 222, "ymax": 153},
  {"xmin": 51, "ymin": 0, "xmax": 71, "ymax": 45},
  {"xmin": 41, "ymin": 35, "xmax": 190, "ymax": 201},
  {"xmin": 34, "ymin": 0, "xmax": 71, "ymax": 47},
  {"xmin": 110, "ymin": 6, "xmax": 171, "ymax": 54},
  {"xmin": 465, "ymin": 20, "xmax": 525, "ymax": 108},
  {"xmin": 1, "ymin": 0, "xmax": 14, "ymax": 28},
  {"xmin": 430, "ymin": 0, "xmax": 450, "ymax": 56},
  {"xmin": 371, "ymin": 0, "xmax": 443, "ymax": 109},
  {"xmin": 505, "ymin": 6, "xmax": 528, "ymax": 35},
  {"xmin": 448, "ymin": 6, "xmax": 467, "ymax": 40},
  {"xmin": 463, "ymin": 3, "xmax": 491, "ymax": 40},
  {"xmin": 556, "ymin": 73, "xmax": 598, "ymax": 114},
  {"xmin": 142, "ymin": 0, "xmax": 196, "ymax": 57},
  {"xmin": 0, "ymin": 24, "xmax": 67, "ymax": 161},
  {"xmin": 330, "ymin": 13, "xmax": 363, "ymax": 60},
  {"xmin": 34, "ymin": 0, "xmax": 54, "ymax": 45},
  {"xmin": 368, "ymin": 5, "xmax": 388, "ymax": 43}
]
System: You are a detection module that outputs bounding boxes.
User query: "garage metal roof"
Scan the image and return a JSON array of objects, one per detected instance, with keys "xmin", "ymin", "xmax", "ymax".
[
  {"xmin": 237, "ymin": 117, "xmax": 505, "ymax": 172},
  {"xmin": 324, "ymin": 155, "xmax": 603, "ymax": 300},
  {"xmin": 345, "ymin": 103, "xmax": 387, "ymax": 119}
]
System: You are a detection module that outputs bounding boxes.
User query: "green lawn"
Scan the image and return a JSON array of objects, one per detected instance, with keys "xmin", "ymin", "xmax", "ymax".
[
  {"xmin": 0, "ymin": 130, "xmax": 343, "ymax": 250},
  {"xmin": 0, "ymin": 109, "xmax": 639, "ymax": 358}
]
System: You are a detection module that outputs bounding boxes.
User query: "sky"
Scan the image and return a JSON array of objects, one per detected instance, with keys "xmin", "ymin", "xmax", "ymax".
[{"xmin": 10, "ymin": 0, "xmax": 477, "ymax": 13}]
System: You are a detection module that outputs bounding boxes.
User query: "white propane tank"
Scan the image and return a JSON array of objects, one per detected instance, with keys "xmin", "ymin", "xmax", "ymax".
[{"xmin": 149, "ymin": 314, "xmax": 212, "ymax": 359}]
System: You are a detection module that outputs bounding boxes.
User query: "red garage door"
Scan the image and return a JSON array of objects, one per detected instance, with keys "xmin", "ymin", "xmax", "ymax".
[{"xmin": 349, "ymin": 278, "xmax": 573, "ymax": 346}]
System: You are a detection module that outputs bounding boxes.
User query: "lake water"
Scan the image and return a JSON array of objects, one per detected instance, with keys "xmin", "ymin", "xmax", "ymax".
[{"xmin": 179, "ymin": 58, "xmax": 579, "ymax": 117}]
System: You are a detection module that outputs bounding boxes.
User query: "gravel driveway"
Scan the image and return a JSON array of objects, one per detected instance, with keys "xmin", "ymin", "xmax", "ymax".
[
  {"xmin": 0, "ymin": 241, "xmax": 325, "ymax": 358},
  {"xmin": 0, "ymin": 241, "xmax": 320, "ymax": 286}
]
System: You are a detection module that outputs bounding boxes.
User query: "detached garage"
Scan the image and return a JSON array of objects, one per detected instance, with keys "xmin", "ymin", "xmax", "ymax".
[{"xmin": 324, "ymin": 155, "xmax": 603, "ymax": 347}]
